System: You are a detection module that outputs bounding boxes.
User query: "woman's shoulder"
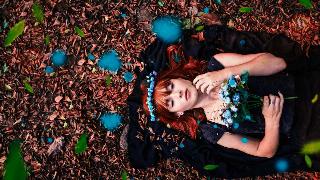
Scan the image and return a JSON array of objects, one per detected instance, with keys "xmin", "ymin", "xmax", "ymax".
[{"xmin": 198, "ymin": 121, "xmax": 228, "ymax": 144}]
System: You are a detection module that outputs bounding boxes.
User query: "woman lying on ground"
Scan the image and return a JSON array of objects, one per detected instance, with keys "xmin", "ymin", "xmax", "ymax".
[{"xmin": 126, "ymin": 14, "xmax": 320, "ymax": 178}]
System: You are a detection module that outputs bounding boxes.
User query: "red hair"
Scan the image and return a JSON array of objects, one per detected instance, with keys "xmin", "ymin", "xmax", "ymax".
[{"xmin": 140, "ymin": 44, "xmax": 208, "ymax": 139}]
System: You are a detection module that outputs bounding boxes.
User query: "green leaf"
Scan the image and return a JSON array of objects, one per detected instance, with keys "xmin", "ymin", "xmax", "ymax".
[
  {"xmin": 121, "ymin": 170, "xmax": 128, "ymax": 180},
  {"xmin": 105, "ymin": 75, "xmax": 112, "ymax": 86},
  {"xmin": 4, "ymin": 20, "xmax": 25, "ymax": 47},
  {"xmin": 203, "ymin": 164, "xmax": 219, "ymax": 171},
  {"xmin": 239, "ymin": 7, "xmax": 253, "ymax": 13},
  {"xmin": 304, "ymin": 154, "xmax": 312, "ymax": 168},
  {"xmin": 195, "ymin": 25, "xmax": 204, "ymax": 32},
  {"xmin": 3, "ymin": 63, "xmax": 9, "ymax": 73},
  {"xmin": 3, "ymin": 140, "xmax": 28, "ymax": 180},
  {"xmin": 158, "ymin": 1, "xmax": 164, "ymax": 7},
  {"xmin": 311, "ymin": 94, "xmax": 318, "ymax": 104},
  {"xmin": 299, "ymin": 0, "xmax": 313, "ymax": 9},
  {"xmin": 301, "ymin": 140, "xmax": 320, "ymax": 154},
  {"xmin": 32, "ymin": 2, "xmax": 44, "ymax": 23},
  {"xmin": 44, "ymin": 35, "xmax": 50, "ymax": 45},
  {"xmin": 23, "ymin": 79, "xmax": 34, "ymax": 94},
  {"xmin": 74, "ymin": 26, "xmax": 85, "ymax": 38},
  {"xmin": 75, "ymin": 133, "xmax": 88, "ymax": 154}
]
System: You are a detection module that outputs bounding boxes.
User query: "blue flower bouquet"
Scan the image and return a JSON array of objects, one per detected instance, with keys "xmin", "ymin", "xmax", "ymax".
[{"xmin": 218, "ymin": 71, "xmax": 298, "ymax": 127}]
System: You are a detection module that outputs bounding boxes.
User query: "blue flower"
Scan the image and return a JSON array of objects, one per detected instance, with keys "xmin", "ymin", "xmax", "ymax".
[
  {"xmin": 226, "ymin": 118, "xmax": 233, "ymax": 124},
  {"xmin": 222, "ymin": 110, "xmax": 231, "ymax": 118},
  {"xmin": 223, "ymin": 90, "xmax": 229, "ymax": 97},
  {"xmin": 230, "ymin": 105, "xmax": 238, "ymax": 112},
  {"xmin": 218, "ymin": 91, "xmax": 224, "ymax": 100},
  {"xmin": 233, "ymin": 122, "xmax": 239, "ymax": 129},
  {"xmin": 228, "ymin": 77, "xmax": 237, "ymax": 88},
  {"xmin": 222, "ymin": 84, "xmax": 228, "ymax": 91},
  {"xmin": 245, "ymin": 114, "xmax": 252, "ymax": 121},
  {"xmin": 233, "ymin": 93, "xmax": 240, "ymax": 104},
  {"xmin": 225, "ymin": 97, "xmax": 231, "ymax": 104}
]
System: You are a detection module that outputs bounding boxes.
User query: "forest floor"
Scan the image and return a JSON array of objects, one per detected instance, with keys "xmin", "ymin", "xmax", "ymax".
[{"xmin": 0, "ymin": 0, "xmax": 320, "ymax": 179}]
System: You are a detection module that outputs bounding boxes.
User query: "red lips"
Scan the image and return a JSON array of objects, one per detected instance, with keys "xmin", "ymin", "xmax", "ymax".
[{"xmin": 185, "ymin": 89, "xmax": 188, "ymax": 101}]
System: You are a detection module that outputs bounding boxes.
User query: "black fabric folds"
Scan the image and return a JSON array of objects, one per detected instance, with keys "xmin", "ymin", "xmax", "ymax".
[{"xmin": 126, "ymin": 24, "xmax": 320, "ymax": 178}]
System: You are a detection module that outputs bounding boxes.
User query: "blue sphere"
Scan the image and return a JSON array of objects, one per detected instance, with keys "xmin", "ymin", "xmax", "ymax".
[
  {"xmin": 275, "ymin": 159, "xmax": 289, "ymax": 172},
  {"xmin": 152, "ymin": 16, "xmax": 182, "ymax": 44},
  {"xmin": 47, "ymin": 137, "xmax": 54, "ymax": 144},
  {"xmin": 98, "ymin": 50, "xmax": 122, "ymax": 73},
  {"xmin": 51, "ymin": 49, "xmax": 67, "ymax": 66},
  {"xmin": 45, "ymin": 66, "xmax": 54, "ymax": 74}
]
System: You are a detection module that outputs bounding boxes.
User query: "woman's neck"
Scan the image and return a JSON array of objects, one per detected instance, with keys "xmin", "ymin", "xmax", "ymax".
[{"xmin": 192, "ymin": 86, "xmax": 220, "ymax": 109}]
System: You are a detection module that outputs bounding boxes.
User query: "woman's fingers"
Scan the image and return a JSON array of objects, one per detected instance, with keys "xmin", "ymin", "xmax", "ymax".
[
  {"xmin": 206, "ymin": 85, "xmax": 214, "ymax": 95},
  {"xmin": 269, "ymin": 95, "xmax": 275, "ymax": 108},
  {"xmin": 195, "ymin": 78, "xmax": 206, "ymax": 90},
  {"xmin": 278, "ymin": 91, "xmax": 284, "ymax": 112},
  {"xmin": 193, "ymin": 74, "xmax": 205, "ymax": 85},
  {"xmin": 263, "ymin": 96, "xmax": 269, "ymax": 106},
  {"xmin": 274, "ymin": 96, "xmax": 280, "ymax": 114},
  {"xmin": 200, "ymin": 82, "xmax": 211, "ymax": 93}
]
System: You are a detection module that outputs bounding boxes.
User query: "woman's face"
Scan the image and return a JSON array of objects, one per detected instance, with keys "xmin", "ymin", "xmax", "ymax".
[{"xmin": 162, "ymin": 78, "xmax": 198, "ymax": 113}]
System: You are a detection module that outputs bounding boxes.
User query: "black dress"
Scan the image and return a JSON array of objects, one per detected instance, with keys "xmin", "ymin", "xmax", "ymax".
[{"xmin": 126, "ymin": 25, "xmax": 320, "ymax": 178}]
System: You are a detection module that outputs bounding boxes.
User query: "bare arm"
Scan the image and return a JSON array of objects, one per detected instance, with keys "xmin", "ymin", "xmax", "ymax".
[
  {"xmin": 217, "ymin": 123, "xmax": 279, "ymax": 158},
  {"xmin": 213, "ymin": 53, "xmax": 287, "ymax": 77},
  {"xmin": 217, "ymin": 92, "xmax": 284, "ymax": 158}
]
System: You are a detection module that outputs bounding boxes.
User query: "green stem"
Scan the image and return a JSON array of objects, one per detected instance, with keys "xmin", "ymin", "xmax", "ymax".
[
  {"xmin": 248, "ymin": 102, "xmax": 262, "ymax": 107},
  {"xmin": 285, "ymin": 96, "xmax": 299, "ymax": 100}
]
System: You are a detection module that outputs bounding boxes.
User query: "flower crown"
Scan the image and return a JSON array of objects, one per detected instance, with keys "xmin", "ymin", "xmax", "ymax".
[{"xmin": 146, "ymin": 70, "xmax": 158, "ymax": 121}]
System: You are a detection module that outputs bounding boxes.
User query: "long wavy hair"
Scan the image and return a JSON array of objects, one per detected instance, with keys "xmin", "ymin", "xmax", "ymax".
[{"xmin": 140, "ymin": 44, "xmax": 209, "ymax": 139}]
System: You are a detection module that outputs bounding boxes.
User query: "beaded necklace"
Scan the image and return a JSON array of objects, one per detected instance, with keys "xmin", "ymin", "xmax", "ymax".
[
  {"xmin": 204, "ymin": 99, "xmax": 228, "ymax": 125},
  {"xmin": 203, "ymin": 85, "xmax": 228, "ymax": 125}
]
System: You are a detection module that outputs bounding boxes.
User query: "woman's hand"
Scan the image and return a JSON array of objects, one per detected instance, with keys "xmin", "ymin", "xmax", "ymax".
[
  {"xmin": 193, "ymin": 71, "xmax": 227, "ymax": 94},
  {"xmin": 262, "ymin": 92, "xmax": 284, "ymax": 127}
]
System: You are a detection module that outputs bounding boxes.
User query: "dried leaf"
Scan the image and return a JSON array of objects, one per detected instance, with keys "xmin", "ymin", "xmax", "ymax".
[
  {"xmin": 54, "ymin": 96, "xmax": 63, "ymax": 103},
  {"xmin": 4, "ymin": 20, "xmax": 25, "ymax": 47},
  {"xmin": 47, "ymin": 137, "xmax": 64, "ymax": 155},
  {"xmin": 78, "ymin": 59, "xmax": 86, "ymax": 66}
]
